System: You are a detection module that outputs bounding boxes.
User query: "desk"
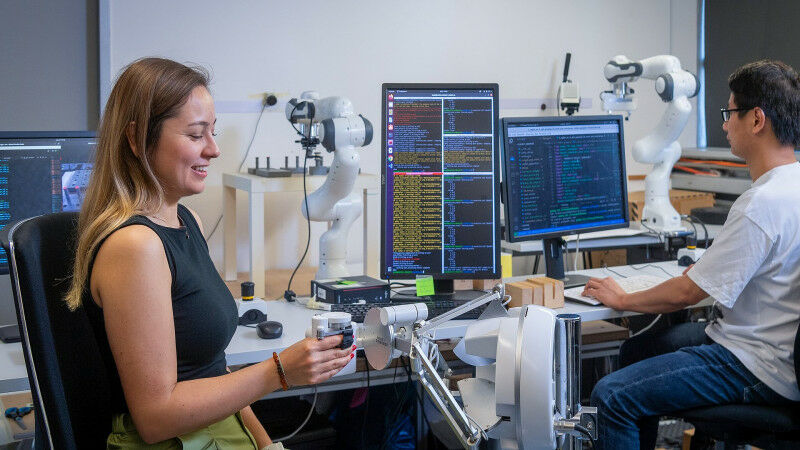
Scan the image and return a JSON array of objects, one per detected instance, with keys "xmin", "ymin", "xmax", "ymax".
[
  {"xmin": 0, "ymin": 261, "xmax": 712, "ymax": 395},
  {"xmin": 222, "ymin": 172, "xmax": 380, "ymax": 298}
]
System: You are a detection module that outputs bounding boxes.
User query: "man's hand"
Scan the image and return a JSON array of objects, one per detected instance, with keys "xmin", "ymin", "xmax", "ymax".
[
  {"xmin": 582, "ymin": 277, "xmax": 628, "ymax": 310},
  {"xmin": 682, "ymin": 264, "xmax": 694, "ymax": 275}
]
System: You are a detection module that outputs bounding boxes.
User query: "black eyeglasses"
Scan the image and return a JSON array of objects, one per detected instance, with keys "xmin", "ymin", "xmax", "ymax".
[{"xmin": 720, "ymin": 107, "xmax": 753, "ymax": 122}]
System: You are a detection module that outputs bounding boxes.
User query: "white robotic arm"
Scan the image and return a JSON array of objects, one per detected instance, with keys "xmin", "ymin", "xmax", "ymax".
[
  {"xmin": 602, "ymin": 55, "xmax": 700, "ymax": 233},
  {"xmin": 285, "ymin": 92, "xmax": 373, "ymax": 278}
]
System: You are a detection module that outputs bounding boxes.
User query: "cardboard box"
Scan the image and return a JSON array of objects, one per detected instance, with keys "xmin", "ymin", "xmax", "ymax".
[
  {"xmin": 628, "ymin": 189, "xmax": 714, "ymax": 222},
  {"xmin": 581, "ymin": 320, "xmax": 630, "ymax": 345},
  {"xmin": 589, "ymin": 249, "xmax": 627, "ymax": 268}
]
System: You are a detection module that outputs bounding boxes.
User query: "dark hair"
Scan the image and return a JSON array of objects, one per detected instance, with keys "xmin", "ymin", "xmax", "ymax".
[{"xmin": 728, "ymin": 60, "xmax": 800, "ymax": 147}]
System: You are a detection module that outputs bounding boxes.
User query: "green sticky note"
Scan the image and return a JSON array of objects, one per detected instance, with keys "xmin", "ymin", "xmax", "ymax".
[
  {"xmin": 337, "ymin": 280, "xmax": 358, "ymax": 285},
  {"xmin": 416, "ymin": 276, "xmax": 435, "ymax": 296}
]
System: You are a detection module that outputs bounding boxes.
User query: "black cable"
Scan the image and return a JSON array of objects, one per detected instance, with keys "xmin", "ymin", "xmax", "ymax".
[
  {"xmin": 629, "ymin": 263, "xmax": 676, "ymax": 278},
  {"xmin": 681, "ymin": 215, "xmax": 698, "ymax": 241},
  {"xmin": 363, "ymin": 362, "xmax": 372, "ymax": 446},
  {"xmin": 401, "ymin": 356, "xmax": 437, "ymax": 448},
  {"xmin": 204, "ymin": 101, "xmax": 269, "ymax": 242},
  {"xmin": 604, "ymin": 263, "xmax": 674, "ymax": 278},
  {"xmin": 602, "ymin": 265, "xmax": 628, "ymax": 278},
  {"xmin": 282, "ymin": 101, "xmax": 317, "ymax": 301},
  {"xmin": 687, "ymin": 214, "xmax": 710, "ymax": 248},
  {"xmin": 573, "ymin": 424, "xmax": 595, "ymax": 449},
  {"xmin": 282, "ymin": 149, "xmax": 311, "ymax": 301}
]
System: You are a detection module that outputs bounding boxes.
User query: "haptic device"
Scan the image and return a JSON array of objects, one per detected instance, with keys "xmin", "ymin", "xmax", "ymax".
[{"xmin": 306, "ymin": 312, "xmax": 356, "ymax": 350}]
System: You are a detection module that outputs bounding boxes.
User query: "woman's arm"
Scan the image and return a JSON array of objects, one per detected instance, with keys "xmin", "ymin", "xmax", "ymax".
[
  {"xmin": 92, "ymin": 225, "xmax": 352, "ymax": 444},
  {"xmin": 241, "ymin": 405, "xmax": 271, "ymax": 448}
]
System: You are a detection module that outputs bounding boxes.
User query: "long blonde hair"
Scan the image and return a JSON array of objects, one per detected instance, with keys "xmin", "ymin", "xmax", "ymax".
[{"xmin": 65, "ymin": 57, "xmax": 209, "ymax": 310}]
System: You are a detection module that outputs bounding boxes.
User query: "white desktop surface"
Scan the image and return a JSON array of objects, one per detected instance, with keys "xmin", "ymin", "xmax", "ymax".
[{"xmin": 0, "ymin": 261, "xmax": 711, "ymax": 393}]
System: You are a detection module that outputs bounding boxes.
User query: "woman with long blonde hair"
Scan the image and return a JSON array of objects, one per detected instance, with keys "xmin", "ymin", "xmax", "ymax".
[{"xmin": 67, "ymin": 57, "xmax": 352, "ymax": 449}]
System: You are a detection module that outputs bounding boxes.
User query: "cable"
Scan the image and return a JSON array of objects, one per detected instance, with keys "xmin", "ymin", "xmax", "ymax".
[
  {"xmin": 631, "ymin": 313, "xmax": 662, "ymax": 337},
  {"xmin": 574, "ymin": 233, "xmax": 581, "ymax": 272},
  {"xmin": 465, "ymin": 411, "xmax": 488, "ymax": 443},
  {"xmin": 362, "ymin": 361, "xmax": 371, "ymax": 447},
  {"xmin": 605, "ymin": 263, "xmax": 675, "ymax": 279},
  {"xmin": 680, "ymin": 216, "xmax": 698, "ymax": 241},
  {"xmin": 204, "ymin": 101, "xmax": 269, "ymax": 242},
  {"xmin": 602, "ymin": 265, "xmax": 628, "ymax": 278},
  {"xmin": 274, "ymin": 385, "xmax": 318, "ymax": 443},
  {"xmin": 628, "ymin": 263, "xmax": 676, "ymax": 278},
  {"xmin": 282, "ymin": 101, "xmax": 315, "ymax": 301},
  {"xmin": 686, "ymin": 214, "xmax": 710, "ymax": 248},
  {"xmin": 282, "ymin": 155, "xmax": 311, "ymax": 301},
  {"xmin": 573, "ymin": 424, "xmax": 595, "ymax": 449}
]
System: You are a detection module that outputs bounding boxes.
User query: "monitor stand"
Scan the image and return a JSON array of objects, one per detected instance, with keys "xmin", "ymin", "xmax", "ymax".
[
  {"xmin": 542, "ymin": 237, "xmax": 591, "ymax": 289},
  {"xmin": 390, "ymin": 279, "xmax": 485, "ymax": 302}
]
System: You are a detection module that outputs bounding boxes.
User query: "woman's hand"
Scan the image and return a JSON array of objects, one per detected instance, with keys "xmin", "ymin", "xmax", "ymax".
[{"xmin": 279, "ymin": 336, "xmax": 355, "ymax": 386}]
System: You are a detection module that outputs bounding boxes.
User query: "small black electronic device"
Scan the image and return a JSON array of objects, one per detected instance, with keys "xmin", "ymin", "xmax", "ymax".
[
  {"xmin": 257, "ymin": 320, "xmax": 283, "ymax": 339},
  {"xmin": 239, "ymin": 310, "xmax": 267, "ymax": 326},
  {"xmin": 237, "ymin": 281, "xmax": 268, "ymax": 325},
  {"xmin": 311, "ymin": 276, "xmax": 390, "ymax": 304}
]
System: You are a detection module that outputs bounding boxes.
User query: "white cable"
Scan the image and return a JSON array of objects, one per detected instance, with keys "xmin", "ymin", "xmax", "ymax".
[
  {"xmin": 631, "ymin": 314, "xmax": 662, "ymax": 337},
  {"xmin": 574, "ymin": 234, "xmax": 581, "ymax": 272},
  {"xmin": 465, "ymin": 411, "xmax": 489, "ymax": 442},
  {"xmin": 502, "ymin": 294, "xmax": 512, "ymax": 306},
  {"xmin": 274, "ymin": 385, "xmax": 318, "ymax": 443}
]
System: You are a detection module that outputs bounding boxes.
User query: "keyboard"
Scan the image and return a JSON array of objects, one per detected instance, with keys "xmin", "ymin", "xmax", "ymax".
[
  {"xmin": 330, "ymin": 299, "xmax": 487, "ymax": 323},
  {"xmin": 564, "ymin": 274, "xmax": 667, "ymax": 306}
]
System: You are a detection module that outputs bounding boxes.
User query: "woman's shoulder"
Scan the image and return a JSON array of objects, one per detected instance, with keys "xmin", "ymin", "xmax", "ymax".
[{"xmin": 97, "ymin": 224, "xmax": 164, "ymax": 263}]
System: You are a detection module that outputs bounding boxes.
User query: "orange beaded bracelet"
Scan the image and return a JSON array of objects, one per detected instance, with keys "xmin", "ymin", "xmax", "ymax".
[{"xmin": 272, "ymin": 352, "xmax": 290, "ymax": 391}]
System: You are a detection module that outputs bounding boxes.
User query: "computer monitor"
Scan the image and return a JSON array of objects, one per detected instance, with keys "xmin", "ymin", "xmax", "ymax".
[
  {"xmin": 380, "ymin": 83, "xmax": 501, "ymax": 298},
  {"xmin": 0, "ymin": 131, "xmax": 96, "ymax": 332},
  {"xmin": 501, "ymin": 115, "xmax": 629, "ymax": 287}
]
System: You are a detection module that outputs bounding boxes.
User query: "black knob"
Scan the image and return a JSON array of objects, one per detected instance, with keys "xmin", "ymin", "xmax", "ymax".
[{"xmin": 241, "ymin": 281, "xmax": 255, "ymax": 300}]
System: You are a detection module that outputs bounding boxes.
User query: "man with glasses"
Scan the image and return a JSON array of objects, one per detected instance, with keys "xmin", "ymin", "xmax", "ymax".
[{"xmin": 584, "ymin": 60, "xmax": 800, "ymax": 449}]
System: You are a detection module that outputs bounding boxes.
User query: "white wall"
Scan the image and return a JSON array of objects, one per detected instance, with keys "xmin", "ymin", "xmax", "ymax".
[{"xmin": 106, "ymin": 0, "xmax": 698, "ymax": 274}]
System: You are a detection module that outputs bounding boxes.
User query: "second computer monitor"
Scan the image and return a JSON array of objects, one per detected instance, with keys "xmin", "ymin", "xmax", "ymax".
[
  {"xmin": 380, "ymin": 84, "xmax": 501, "ymax": 294},
  {"xmin": 502, "ymin": 115, "xmax": 629, "ymax": 285}
]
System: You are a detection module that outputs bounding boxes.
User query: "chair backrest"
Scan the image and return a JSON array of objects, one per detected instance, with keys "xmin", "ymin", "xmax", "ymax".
[
  {"xmin": 795, "ymin": 321, "xmax": 800, "ymax": 391},
  {"xmin": 1, "ymin": 212, "xmax": 114, "ymax": 449}
]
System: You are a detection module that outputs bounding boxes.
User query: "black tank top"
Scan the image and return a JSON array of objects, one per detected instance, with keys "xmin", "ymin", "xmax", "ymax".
[{"xmin": 85, "ymin": 204, "xmax": 238, "ymax": 414}]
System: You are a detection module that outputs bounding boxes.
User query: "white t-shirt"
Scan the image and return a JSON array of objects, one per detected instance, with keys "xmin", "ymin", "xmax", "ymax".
[{"xmin": 688, "ymin": 161, "xmax": 800, "ymax": 401}]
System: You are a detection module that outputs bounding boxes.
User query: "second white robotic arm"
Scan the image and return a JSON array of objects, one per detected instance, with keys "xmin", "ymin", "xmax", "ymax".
[
  {"xmin": 603, "ymin": 55, "xmax": 700, "ymax": 232},
  {"xmin": 286, "ymin": 92, "xmax": 373, "ymax": 278}
]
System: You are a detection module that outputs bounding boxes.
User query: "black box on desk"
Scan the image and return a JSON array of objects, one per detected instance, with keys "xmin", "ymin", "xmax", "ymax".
[{"xmin": 310, "ymin": 276, "xmax": 390, "ymax": 304}]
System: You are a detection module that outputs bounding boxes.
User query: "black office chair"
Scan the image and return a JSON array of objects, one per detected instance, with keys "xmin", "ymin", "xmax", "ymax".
[
  {"xmin": 674, "ymin": 324, "xmax": 800, "ymax": 449},
  {"xmin": 1, "ymin": 212, "xmax": 115, "ymax": 449}
]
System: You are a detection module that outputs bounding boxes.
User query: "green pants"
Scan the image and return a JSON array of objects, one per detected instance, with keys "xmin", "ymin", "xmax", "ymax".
[{"xmin": 107, "ymin": 412, "xmax": 258, "ymax": 449}]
